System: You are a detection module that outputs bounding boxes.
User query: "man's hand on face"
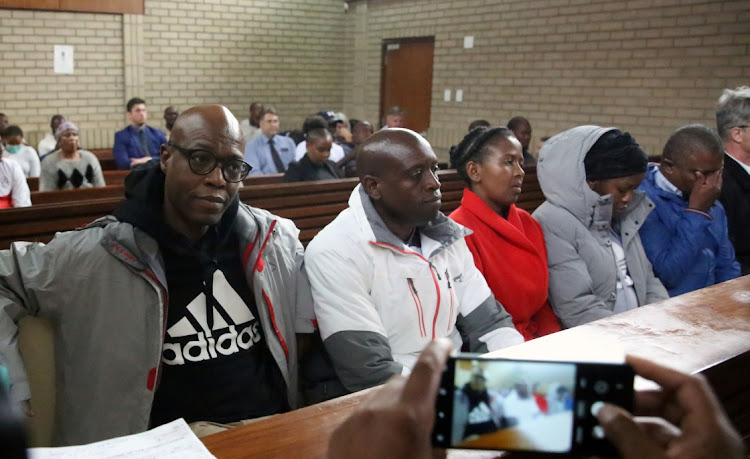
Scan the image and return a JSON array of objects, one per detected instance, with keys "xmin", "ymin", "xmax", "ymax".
[{"xmin": 688, "ymin": 168, "xmax": 722, "ymax": 213}]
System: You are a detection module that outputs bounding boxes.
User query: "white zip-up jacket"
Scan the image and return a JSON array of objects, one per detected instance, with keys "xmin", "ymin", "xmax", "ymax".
[{"xmin": 305, "ymin": 185, "xmax": 523, "ymax": 392}]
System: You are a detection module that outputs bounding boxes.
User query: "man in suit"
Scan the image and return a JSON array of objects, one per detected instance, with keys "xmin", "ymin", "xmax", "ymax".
[
  {"xmin": 717, "ymin": 86, "xmax": 750, "ymax": 275},
  {"xmin": 113, "ymin": 97, "xmax": 167, "ymax": 170},
  {"xmin": 244, "ymin": 107, "xmax": 297, "ymax": 175}
]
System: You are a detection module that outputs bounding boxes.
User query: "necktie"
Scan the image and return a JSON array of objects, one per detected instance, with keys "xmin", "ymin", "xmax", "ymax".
[
  {"xmin": 269, "ymin": 138, "xmax": 286, "ymax": 172},
  {"xmin": 139, "ymin": 129, "xmax": 149, "ymax": 157}
]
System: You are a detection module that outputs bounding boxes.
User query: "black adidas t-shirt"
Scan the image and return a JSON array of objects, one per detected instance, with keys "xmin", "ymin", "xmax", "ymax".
[{"xmin": 149, "ymin": 230, "xmax": 289, "ymax": 427}]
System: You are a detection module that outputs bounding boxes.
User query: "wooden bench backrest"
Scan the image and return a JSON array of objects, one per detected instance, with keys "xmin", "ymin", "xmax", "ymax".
[{"xmin": 1, "ymin": 170, "xmax": 543, "ymax": 249}]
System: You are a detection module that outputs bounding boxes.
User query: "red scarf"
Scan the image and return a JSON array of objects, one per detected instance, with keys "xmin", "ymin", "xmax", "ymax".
[{"xmin": 450, "ymin": 189, "xmax": 561, "ymax": 340}]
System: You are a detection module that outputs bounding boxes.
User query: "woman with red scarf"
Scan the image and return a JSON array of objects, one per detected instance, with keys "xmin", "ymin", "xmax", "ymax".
[{"xmin": 449, "ymin": 127, "xmax": 560, "ymax": 340}]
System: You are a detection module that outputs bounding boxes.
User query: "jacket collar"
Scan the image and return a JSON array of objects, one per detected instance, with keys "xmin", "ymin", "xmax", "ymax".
[{"xmin": 350, "ymin": 184, "xmax": 470, "ymax": 258}]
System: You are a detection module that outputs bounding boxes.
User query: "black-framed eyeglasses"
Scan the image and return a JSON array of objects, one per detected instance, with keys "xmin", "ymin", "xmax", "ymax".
[{"xmin": 168, "ymin": 143, "xmax": 251, "ymax": 183}]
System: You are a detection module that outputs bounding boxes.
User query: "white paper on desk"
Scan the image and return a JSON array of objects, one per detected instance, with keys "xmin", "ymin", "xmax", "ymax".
[{"xmin": 27, "ymin": 418, "xmax": 215, "ymax": 459}]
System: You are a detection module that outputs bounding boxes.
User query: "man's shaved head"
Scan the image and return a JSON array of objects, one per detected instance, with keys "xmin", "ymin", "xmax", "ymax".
[
  {"xmin": 170, "ymin": 104, "xmax": 243, "ymax": 147},
  {"xmin": 357, "ymin": 128, "xmax": 433, "ymax": 179}
]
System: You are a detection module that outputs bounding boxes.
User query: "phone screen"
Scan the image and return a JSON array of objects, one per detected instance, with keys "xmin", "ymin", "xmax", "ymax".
[
  {"xmin": 433, "ymin": 356, "xmax": 633, "ymax": 455},
  {"xmin": 449, "ymin": 359, "xmax": 576, "ymax": 452}
]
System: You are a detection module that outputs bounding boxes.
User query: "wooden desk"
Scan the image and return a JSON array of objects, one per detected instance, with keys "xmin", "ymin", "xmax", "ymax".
[{"xmin": 201, "ymin": 276, "xmax": 750, "ymax": 458}]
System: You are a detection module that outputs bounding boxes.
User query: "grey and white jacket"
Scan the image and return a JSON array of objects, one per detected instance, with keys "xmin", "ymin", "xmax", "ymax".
[
  {"xmin": 0, "ymin": 204, "xmax": 314, "ymax": 445},
  {"xmin": 532, "ymin": 125, "xmax": 668, "ymax": 328},
  {"xmin": 305, "ymin": 185, "xmax": 523, "ymax": 393}
]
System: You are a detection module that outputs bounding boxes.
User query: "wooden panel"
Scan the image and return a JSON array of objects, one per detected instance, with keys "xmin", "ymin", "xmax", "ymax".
[
  {"xmin": 0, "ymin": 0, "xmax": 143, "ymax": 14},
  {"xmin": 202, "ymin": 277, "xmax": 750, "ymax": 457}
]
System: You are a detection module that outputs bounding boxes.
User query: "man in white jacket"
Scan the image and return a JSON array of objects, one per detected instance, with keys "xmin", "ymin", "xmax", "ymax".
[{"xmin": 305, "ymin": 128, "xmax": 523, "ymax": 393}]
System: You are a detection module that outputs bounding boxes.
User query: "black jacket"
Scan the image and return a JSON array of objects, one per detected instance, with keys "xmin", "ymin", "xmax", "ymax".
[
  {"xmin": 284, "ymin": 154, "xmax": 342, "ymax": 182},
  {"xmin": 720, "ymin": 153, "xmax": 750, "ymax": 275}
]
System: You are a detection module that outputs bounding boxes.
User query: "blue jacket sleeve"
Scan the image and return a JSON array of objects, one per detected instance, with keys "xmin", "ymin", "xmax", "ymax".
[
  {"xmin": 639, "ymin": 207, "xmax": 713, "ymax": 289},
  {"xmin": 113, "ymin": 130, "xmax": 132, "ymax": 170}
]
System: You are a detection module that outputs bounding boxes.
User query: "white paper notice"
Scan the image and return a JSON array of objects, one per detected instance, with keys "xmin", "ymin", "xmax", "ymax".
[
  {"xmin": 27, "ymin": 418, "xmax": 215, "ymax": 459},
  {"xmin": 53, "ymin": 45, "xmax": 74, "ymax": 74}
]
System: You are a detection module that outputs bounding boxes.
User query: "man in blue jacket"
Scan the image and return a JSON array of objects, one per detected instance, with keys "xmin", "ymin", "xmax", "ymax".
[
  {"xmin": 638, "ymin": 124, "xmax": 740, "ymax": 296},
  {"xmin": 113, "ymin": 97, "xmax": 167, "ymax": 170}
]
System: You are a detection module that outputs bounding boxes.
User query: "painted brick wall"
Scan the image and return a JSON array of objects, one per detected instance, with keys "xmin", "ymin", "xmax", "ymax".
[
  {"xmin": 1, "ymin": 1, "xmax": 748, "ymax": 157},
  {"xmin": 343, "ymin": 0, "xmax": 750, "ymax": 159},
  {"xmin": 0, "ymin": 0, "xmax": 347, "ymax": 149}
]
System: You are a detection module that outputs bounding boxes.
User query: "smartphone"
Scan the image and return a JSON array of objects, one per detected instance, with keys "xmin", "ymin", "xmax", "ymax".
[{"xmin": 432, "ymin": 355, "xmax": 634, "ymax": 456}]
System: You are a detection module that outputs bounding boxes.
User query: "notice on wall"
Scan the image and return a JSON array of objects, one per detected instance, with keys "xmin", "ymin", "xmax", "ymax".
[{"xmin": 54, "ymin": 45, "xmax": 74, "ymax": 74}]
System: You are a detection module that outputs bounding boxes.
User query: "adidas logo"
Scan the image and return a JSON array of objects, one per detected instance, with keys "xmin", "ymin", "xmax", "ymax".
[{"xmin": 161, "ymin": 270, "xmax": 261, "ymax": 366}]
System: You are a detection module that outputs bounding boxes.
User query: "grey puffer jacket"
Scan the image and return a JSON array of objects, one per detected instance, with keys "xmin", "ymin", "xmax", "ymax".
[
  {"xmin": 532, "ymin": 126, "xmax": 668, "ymax": 328},
  {"xmin": 0, "ymin": 204, "xmax": 314, "ymax": 446}
]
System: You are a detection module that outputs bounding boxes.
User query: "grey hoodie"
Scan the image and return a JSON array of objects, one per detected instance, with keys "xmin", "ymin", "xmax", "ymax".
[{"xmin": 532, "ymin": 126, "xmax": 667, "ymax": 328}]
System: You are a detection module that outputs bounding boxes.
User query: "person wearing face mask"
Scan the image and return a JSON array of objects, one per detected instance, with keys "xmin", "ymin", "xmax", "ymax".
[
  {"xmin": 532, "ymin": 126, "xmax": 668, "ymax": 328},
  {"xmin": 1, "ymin": 126, "xmax": 40, "ymax": 178}
]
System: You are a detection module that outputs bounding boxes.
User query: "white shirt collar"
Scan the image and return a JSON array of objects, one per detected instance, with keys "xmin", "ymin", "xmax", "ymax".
[
  {"xmin": 726, "ymin": 151, "xmax": 750, "ymax": 176},
  {"xmin": 654, "ymin": 167, "xmax": 682, "ymax": 197}
]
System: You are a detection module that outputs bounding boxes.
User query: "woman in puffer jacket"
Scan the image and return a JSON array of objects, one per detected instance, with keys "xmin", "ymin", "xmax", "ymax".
[{"xmin": 532, "ymin": 126, "xmax": 668, "ymax": 328}]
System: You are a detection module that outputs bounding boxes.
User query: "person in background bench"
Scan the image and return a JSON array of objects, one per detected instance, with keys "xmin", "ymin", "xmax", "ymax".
[
  {"xmin": 113, "ymin": 97, "xmax": 167, "ymax": 170},
  {"xmin": 163, "ymin": 106, "xmax": 178, "ymax": 141},
  {"xmin": 533, "ymin": 126, "xmax": 667, "ymax": 328},
  {"xmin": 239, "ymin": 101, "xmax": 264, "ymax": 143},
  {"xmin": 38, "ymin": 121, "xmax": 105, "ymax": 191},
  {"xmin": 338, "ymin": 120, "xmax": 374, "ymax": 177},
  {"xmin": 717, "ymin": 86, "xmax": 750, "ymax": 275},
  {"xmin": 327, "ymin": 339, "xmax": 745, "ymax": 459},
  {"xmin": 382, "ymin": 106, "xmax": 405, "ymax": 129},
  {"xmin": 468, "ymin": 119, "xmax": 490, "ymax": 132},
  {"xmin": 0, "ymin": 145, "xmax": 30, "ymax": 208},
  {"xmin": 0, "ymin": 105, "xmax": 316, "ymax": 446},
  {"xmin": 284, "ymin": 128, "xmax": 342, "ymax": 183},
  {"xmin": 449, "ymin": 127, "xmax": 560, "ymax": 340},
  {"xmin": 37, "ymin": 114, "xmax": 64, "ymax": 156},
  {"xmin": 305, "ymin": 128, "xmax": 523, "ymax": 393},
  {"xmin": 295, "ymin": 114, "xmax": 346, "ymax": 164},
  {"xmin": 638, "ymin": 124, "xmax": 740, "ymax": 296},
  {"xmin": 1, "ymin": 126, "xmax": 39, "ymax": 178},
  {"xmin": 0, "ymin": 113, "xmax": 8, "ymax": 140},
  {"xmin": 245, "ymin": 107, "xmax": 296, "ymax": 175},
  {"xmin": 507, "ymin": 116, "xmax": 535, "ymax": 165}
]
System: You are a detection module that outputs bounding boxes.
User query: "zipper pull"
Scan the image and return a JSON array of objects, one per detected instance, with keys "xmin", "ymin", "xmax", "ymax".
[
  {"xmin": 407, "ymin": 277, "xmax": 418, "ymax": 294},
  {"xmin": 429, "ymin": 262, "xmax": 442, "ymax": 280},
  {"xmin": 445, "ymin": 269, "xmax": 452, "ymax": 288}
]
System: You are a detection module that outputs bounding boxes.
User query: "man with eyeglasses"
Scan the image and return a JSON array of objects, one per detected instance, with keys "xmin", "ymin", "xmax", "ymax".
[
  {"xmin": 717, "ymin": 86, "xmax": 750, "ymax": 275},
  {"xmin": 637, "ymin": 124, "xmax": 740, "ymax": 297},
  {"xmin": 0, "ymin": 105, "xmax": 316, "ymax": 445}
]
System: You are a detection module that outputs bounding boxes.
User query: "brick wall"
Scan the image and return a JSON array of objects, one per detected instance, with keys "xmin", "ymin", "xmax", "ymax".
[
  {"xmin": 0, "ymin": 0, "xmax": 347, "ymax": 149},
  {"xmin": 1, "ymin": 1, "xmax": 748, "ymax": 156},
  {"xmin": 343, "ymin": 0, "xmax": 750, "ymax": 159}
]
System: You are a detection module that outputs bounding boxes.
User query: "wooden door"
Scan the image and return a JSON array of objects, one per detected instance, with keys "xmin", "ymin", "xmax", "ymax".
[{"xmin": 380, "ymin": 37, "xmax": 434, "ymax": 133}]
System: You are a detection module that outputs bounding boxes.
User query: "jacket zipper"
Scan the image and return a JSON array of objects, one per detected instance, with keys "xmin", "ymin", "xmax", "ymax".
[
  {"xmin": 445, "ymin": 269, "xmax": 454, "ymax": 332},
  {"xmin": 407, "ymin": 278, "xmax": 427, "ymax": 337},
  {"xmin": 141, "ymin": 269, "xmax": 168, "ymax": 392},
  {"xmin": 371, "ymin": 241, "xmax": 442, "ymax": 340}
]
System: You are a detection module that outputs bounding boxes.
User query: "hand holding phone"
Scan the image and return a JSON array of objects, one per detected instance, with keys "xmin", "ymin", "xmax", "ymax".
[{"xmin": 595, "ymin": 355, "xmax": 744, "ymax": 459}]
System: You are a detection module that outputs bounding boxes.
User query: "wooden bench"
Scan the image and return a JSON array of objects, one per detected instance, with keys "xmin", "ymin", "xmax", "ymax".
[
  {"xmin": 201, "ymin": 275, "xmax": 750, "ymax": 457},
  {"xmin": 27, "ymin": 170, "xmax": 132, "ymax": 192},
  {"xmin": 0, "ymin": 170, "xmax": 542, "ymax": 250},
  {"xmin": 90, "ymin": 148, "xmax": 117, "ymax": 171}
]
